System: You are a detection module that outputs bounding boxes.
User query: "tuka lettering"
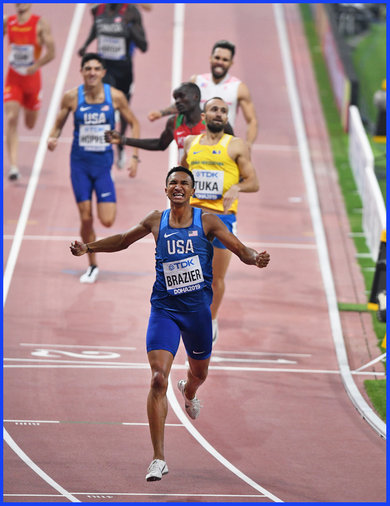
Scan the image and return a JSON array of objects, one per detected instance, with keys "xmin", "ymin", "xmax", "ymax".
[{"xmin": 195, "ymin": 181, "xmax": 219, "ymax": 192}]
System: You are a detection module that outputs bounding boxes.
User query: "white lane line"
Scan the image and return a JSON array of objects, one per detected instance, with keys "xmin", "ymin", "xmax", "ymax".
[
  {"xmin": 20, "ymin": 343, "xmax": 136, "ymax": 350},
  {"xmin": 3, "ymin": 234, "xmax": 317, "ymax": 250},
  {"xmin": 3, "ymin": 4, "xmax": 87, "ymax": 503},
  {"xmin": 168, "ymin": 3, "xmax": 186, "ymax": 170},
  {"xmin": 4, "ymin": 428, "xmax": 80, "ymax": 503},
  {"xmin": 3, "ymin": 359, "xmax": 384, "ymax": 375},
  {"xmin": 4, "ymin": 420, "xmax": 183, "ymax": 427},
  {"xmin": 2, "ymin": 135, "xmax": 73, "ymax": 143},
  {"xmin": 4, "ymin": 492, "xmax": 266, "ymax": 499},
  {"xmin": 211, "ymin": 356, "xmax": 297, "ymax": 365},
  {"xmin": 167, "ymin": 376, "xmax": 283, "ymax": 502},
  {"xmin": 274, "ymin": 4, "xmax": 386, "ymax": 439},
  {"xmin": 216, "ymin": 350, "xmax": 312, "ymax": 357},
  {"xmin": 3, "ymin": 5, "xmax": 85, "ymax": 307}
]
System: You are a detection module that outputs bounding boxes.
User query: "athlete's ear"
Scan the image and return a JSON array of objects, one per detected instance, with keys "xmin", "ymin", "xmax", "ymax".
[
  {"xmin": 201, "ymin": 111, "xmax": 206, "ymax": 122},
  {"xmin": 101, "ymin": 68, "xmax": 107, "ymax": 78}
]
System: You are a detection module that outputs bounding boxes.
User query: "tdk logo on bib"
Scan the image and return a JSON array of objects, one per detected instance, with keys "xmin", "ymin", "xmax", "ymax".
[{"xmin": 168, "ymin": 258, "xmax": 195, "ymax": 270}]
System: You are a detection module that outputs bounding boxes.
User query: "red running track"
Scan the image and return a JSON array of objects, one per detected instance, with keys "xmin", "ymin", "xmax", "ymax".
[{"xmin": 3, "ymin": 3, "xmax": 385, "ymax": 502}]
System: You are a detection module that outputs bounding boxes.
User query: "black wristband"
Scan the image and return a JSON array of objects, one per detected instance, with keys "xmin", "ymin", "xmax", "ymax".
[
  {"xmin": 120, "ymin": 135, "xmax": 127, "ymax": 146},
  {"xmin": 86, "ymin": 245, "xmax": 92, "ymax": 254}
]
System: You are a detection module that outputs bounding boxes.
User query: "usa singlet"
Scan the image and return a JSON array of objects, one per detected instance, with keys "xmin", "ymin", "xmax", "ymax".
[
  {"xmin": 151, "ymin": 208, "xmax": 213, "ymax": 312},
  {"xmin": 72, "ymin": 83, "xmax": 115, "ymax": 158},
  {"xmin": 195, "ymin": 73, "xmax": 241, "ymax": 126},
  {"xmin": 186, "ymin": 134, "xmax": 240, "ymax": 214},
  {"xmin": 173, "ymin": 114, "xmax": 206, "ymax": 162}
]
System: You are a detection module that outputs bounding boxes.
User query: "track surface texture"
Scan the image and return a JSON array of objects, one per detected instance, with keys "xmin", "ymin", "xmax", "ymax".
[{"xmin": 3, "ymin": 3, "xmax": 386, "ymax": 503}]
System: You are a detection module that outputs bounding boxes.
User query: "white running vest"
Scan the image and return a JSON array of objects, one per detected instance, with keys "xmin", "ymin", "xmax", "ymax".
[{"xmin": 195, "ymin": 73, "xmax": 241, "ymax": 126}]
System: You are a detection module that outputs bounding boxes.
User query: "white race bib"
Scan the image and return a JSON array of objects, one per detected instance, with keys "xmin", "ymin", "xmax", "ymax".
[
  {"xmin": 193, "ymin": 169, "xmax": 224, "ymax": 200},
  {"xmin": 98, "ymin": 35, "xmax": 126, "ymax": 60},
  {"xmin": 163, "ymin": 255, "xmax": 204, "ymax": 295},
  {"xmin": 9, "ymin": 44, "xmax": 34, "ymax": 73},
  {"xmin": 79, "ymin": 124, "xmax": 110, "ymax": 152}
]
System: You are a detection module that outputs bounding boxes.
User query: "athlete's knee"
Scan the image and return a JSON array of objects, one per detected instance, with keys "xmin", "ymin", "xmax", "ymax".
[
  {"xmin": 80, "ymin": 214, "xmax": 93, "ymax": 230},
  {"xmin": 25, "ymin": 119, "xmax": 36, "ymax": 130},
  {"xmin": 6, "ymin": 111, "xmax": 18, "ymax": 130},
  {"xmin": 25, "ymin": 111, "xmax": 38, "ymax": 130},
  {"xmin": 150, "ymin": 370, "xmax": 168, "ymax": 395},
  {"xmin": 190, "ymin": 366, "xmax": 208, "ymax": 383},
  {"xmin": 100, "ymin": 216, "xmax": 115, "ymax": 228}
]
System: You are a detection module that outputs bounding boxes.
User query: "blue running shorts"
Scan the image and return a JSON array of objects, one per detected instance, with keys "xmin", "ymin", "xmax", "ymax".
[
  {"xmin": 146, "ymin": 306, "xmax": 212, "ymax": 360},
  {"xmin": 70, "ymin": 151, "xmax": 116, "ymax": 203},
  {"xmin": 213, "ymin": 213, "xmax": 237, "ymax": 249}
]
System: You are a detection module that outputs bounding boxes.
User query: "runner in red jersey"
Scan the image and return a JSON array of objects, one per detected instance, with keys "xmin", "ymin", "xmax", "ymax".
[{"xmin": 4, "ymin": 3, "xmax": 55, "ymax": 180}]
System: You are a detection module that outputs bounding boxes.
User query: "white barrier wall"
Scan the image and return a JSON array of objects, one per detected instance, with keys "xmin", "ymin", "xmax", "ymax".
[{"xmin": 348, "ymin": 105, "xmax": 386, "ymax": 260}]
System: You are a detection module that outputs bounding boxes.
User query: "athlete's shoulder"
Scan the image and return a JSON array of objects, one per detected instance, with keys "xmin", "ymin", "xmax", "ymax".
[
  {"xmin": 63, "ymin": 86, "xmax": 79, "ymax": 107},
  {"xmin": 145, "ymin": 209, "xmax": 163, "ymax": 222},
  {"xmin": 140, "ymin": 209, "xmax": 162, "ymax": 230},
  {"xmin": 196, "ymin": 73, "xmax": 212, "ymax": 82},
  {"xmin": 6, "ymin": 14, "xmax": 16, "ymax": 26},
  {"xmin": 224, "ymin": 74, "xmax": 241, "ymax": 85},
  {"xmin": 183, "ymin": 134, "xmax": 197, "ymax": 148},
  {"xmin": 201, "ymin": 212, "xmax": 223, "ymax": 233}
]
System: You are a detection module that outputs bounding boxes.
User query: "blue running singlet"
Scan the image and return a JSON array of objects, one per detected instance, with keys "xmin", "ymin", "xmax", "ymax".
[{"xmin": 150, "ymin": 207, "xmax": 213, "ymax": 312}]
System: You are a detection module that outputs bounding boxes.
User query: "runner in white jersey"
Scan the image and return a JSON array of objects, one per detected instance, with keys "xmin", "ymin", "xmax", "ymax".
[
  {"xmin": 194, "ymin": 73, "xmax": 241, "ymax": 126},
  {"xmin": 148, "ymin": 40, "xmax": 258, "ymax": 148}
]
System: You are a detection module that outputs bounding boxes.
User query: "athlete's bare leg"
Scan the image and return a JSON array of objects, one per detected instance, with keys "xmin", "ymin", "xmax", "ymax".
[
  {"xmin": 97, "ymin": 202, "xmax": 116, "ymax": 228},
  {"xmin": 24, "ymin": 108, "xmax": 39, "ymax": 129},
  {"xmin": 5, "ymin": 101, "xmax": 21, "ymax": 167},
  {"xmin": 147, "ymin": 349, "xmax": 174, "ymax": 460},
  {"xmin": 210, "ymin": 247, "xmax": 232, "ymax": 320},
  {"xmin": 184, "ymin": 356, "xmax": 210, "ymax": 400},
  {"xmin": 77, "ymin": 200, "xmax": 97, "ymax": 266}
]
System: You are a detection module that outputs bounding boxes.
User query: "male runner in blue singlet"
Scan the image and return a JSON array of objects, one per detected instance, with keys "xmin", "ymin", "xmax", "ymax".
[
  {"xmin": 70, "ymin": 166, "xmax": 270, "ymax": 481},
  {"xmin": 48, "ymin": 53, "xmax": 140, "ymax": 283}
]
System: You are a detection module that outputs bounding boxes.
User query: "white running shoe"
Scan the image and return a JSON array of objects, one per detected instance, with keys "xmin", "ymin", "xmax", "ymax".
[
  {"xmin": 80, "ymin": 265, "xmax": 99, "ymax": 284},
  {"xmin": 212, "ymin": 319, "xmax": 219, "ymax": 343},
  {"xmin": 145, "ymin": 459, "xmax": 169, "ymax": 481},
  {"xmin": 8, "ymin": 166, "xmax": 20, "ymax": 181},
  {"xmin": 116, "ymin": 148, "xmax": 126, "ymax": 169},
  {"xmin": 177, "ymin": 379, "xmax": 201, "ymax": 419}
]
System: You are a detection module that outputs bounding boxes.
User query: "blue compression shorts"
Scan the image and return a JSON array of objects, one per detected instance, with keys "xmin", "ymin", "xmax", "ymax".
[
  {"xmin": 70, "ymin": 151, "xmax": 116, "ymax": 203},
  {"xmin": 212, "ymin": 213, "xmax": 237, "ymax": 249},
  {"xmin": 146, "ymin": 306, "xmax": 212, "ymax": 360}
]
